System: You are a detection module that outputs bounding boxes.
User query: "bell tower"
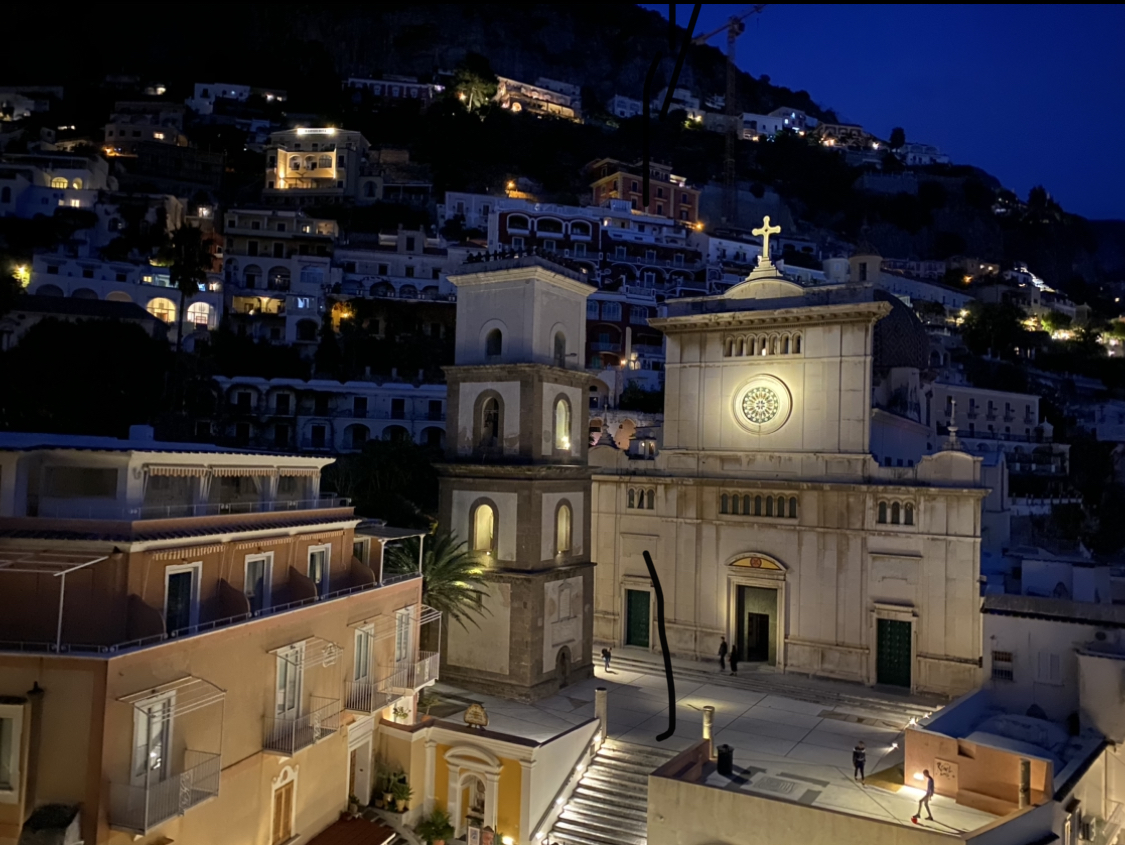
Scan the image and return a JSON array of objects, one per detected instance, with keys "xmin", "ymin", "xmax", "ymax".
[{"xmin": 438, "ymin": 255, "xmax": 597, "ymax": 700}]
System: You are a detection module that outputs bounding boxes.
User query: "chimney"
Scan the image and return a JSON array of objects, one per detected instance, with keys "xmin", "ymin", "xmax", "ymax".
[{"xmin": 128, "ymin": 424, "xmax": 155, "ymax": 442}]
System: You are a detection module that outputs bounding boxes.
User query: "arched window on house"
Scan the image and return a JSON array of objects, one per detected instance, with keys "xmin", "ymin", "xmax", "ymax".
[
  {"xmin": 628, "ymin": 489, "xmax": 636, "ymax": 509},
  {"xmin": 783, "ymin": 335, "xmax": 790, "ymax": 354},
  {"xmin": 794, "ymin": 334, "xmax": 802, "ymax": 353},
  {"xmin": 146, "ymin": 297, "xmax": 177, "ymax": 324},
  {"xmin": 891, "ymin": 502, "xmax": 901, "ymax": 525},
  {"xmin": 472, "ymin": 503, "xmax": 496, "ymax": 555},
  {"xmin": 554, "ymin": 398, "xmax": 571, "ymax": 451},
  {"xmin": 556, "ymin": 502, "xmax": 572, "ymax": 554},
  {"xmin": 725, "ymin": 339, "xmax": 734, "ymax": 357},
  {"xmin": 485, "ymin": 328, "xmax": 502, "ymax": 358},
  {"xmin": 878, "ymin": 502, "xmax": 888, "ymax": 524},
  {"xmin": 741, "ymin": 495, "xmax": 750, "ymax": 515},
  {"xmin": 645, "ymin": 490, "xmax": 655, "ymax": 510},
  {"xmin": 904, "ymin": 503, "xmax": 915, "ymax": 525},
  {"xmin": 50, "ymin": 177, "xmax": 68, "ymax": 189},
  {"xmin": 754, "ymin": 496, "xmax": 762, "ymax": 516},
  {"xmin": 789, "ymin": 497, "xmax": 798, "ymax": 518},
  {"xmin": 776, "ymin": 495, "xmax": 785, "ymax": 516},
  {"xmin": 720, "ymin": 494, "xmax": 729, "ymax": 514},
  {"xmin": 766, "ymin": 497, "xmax": 774, "ymax": 517},
  {"xmin": 554, "ymin": 332, "xmax": 567, "ymax": 367}
]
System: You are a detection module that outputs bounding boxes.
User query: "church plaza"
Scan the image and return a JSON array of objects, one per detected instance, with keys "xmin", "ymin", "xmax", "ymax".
[{"xmin": 429, "ymin": 649, "xmax": 996, "ymax": 834}]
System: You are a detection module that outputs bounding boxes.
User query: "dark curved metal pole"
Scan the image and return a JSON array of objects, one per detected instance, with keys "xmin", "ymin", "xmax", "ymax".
[{"xmin": 643, "ymin": 550, "xmax": 676, "ymax": 740}]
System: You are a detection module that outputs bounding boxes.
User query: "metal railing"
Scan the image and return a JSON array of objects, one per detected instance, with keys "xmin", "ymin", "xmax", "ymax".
[
  {"xmin": 109, "ymin": 750, "xmax": 221, "ymax": 834},
  {"xmin": 377, "ymin": 651, "xmax": 440, "ymax": 695},
  {"xmin": 345, "ymin": 679, "xmax": 399, "ymax": 714},
  {"xmin": 31, "ymin": 496, "xmax": 350, "ymax": 521},
  {"xmin": 263, "ymin": 696, "xmax": 342, "ymax": 756}
]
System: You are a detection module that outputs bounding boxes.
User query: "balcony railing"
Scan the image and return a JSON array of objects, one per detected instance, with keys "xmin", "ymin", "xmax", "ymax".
[
  {"xmin": 345, "ymin": 679, "xmax": 399, "ymax": 714},
  {"xmin": 109, "ymin": 750, "xmax": 221, "ymax": 834},
  {"xmin": 263, "ymin": 696, "xmax": 342, "ymax": 756},
  {"xmin": 31, "ymin": 496, "xmax": 349, "ymax": 521},
  {"xmin": 590, "ymin": 341, "xmax": 622, "ymax": 352},
  {"xmin": 379, "ymin": 651, "xmax": 441, "ymax": 695}
]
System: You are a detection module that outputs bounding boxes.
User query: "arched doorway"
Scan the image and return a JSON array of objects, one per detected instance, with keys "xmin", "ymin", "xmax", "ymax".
[
  {"xmin": 556, "ymin": 645, "xmax": 571, "ymax": 688},
  {"xmin": 459, "ymin": 773, "xmax": 486, "ymax": 834},
  {"xmin": 727, "ymin": 554, "xmax": 787, "ymax": 669}
]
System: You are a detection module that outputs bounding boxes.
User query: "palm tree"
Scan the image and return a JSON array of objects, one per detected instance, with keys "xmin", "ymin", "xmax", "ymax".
[
  {"xmin": 169, "ymin": 225, "xmax": 213, "ymax": 355},
  {"xmin": 385, "ymin": 531, "xmax": 491, "ymax": 648}
]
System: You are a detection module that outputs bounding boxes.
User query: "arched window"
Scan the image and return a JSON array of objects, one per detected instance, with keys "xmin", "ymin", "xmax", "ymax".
[
  {"xmin": 554, "ymin": 331, "xmax": 567, "ymax": 367},
  {"xmin": 776, "ymin": 496, "xmax": 785, "ymax": 516},
  {"xmin": 50, "ymin": 177, "xmax": 68, "ymax": 189},
  {"xmin": 766, "ymin": 497, "xmax": 774, "ymax": 517},
  {"xmin": 571, "ymin": 221, "xmax": 591, "ymax": 238},
  {"xmin": 186, "ymin": 301, "xmax": 213, "ymax": 327},
  {"xmin": 720, "ymin": 494, "xmax": 728, "ymax": 514},
  {"xmin": 318, "ymin": 155, "xmax": 333, "ymax": 169},
  {"xmin": 556, "ymin": 502, "xmax": 572, "ymax": 554},
  {"xmin": 789, "ymin": 496, "xmax": 798, "ymax": 518},
  {"xmin": 646, "ymin": 490, "xmax": 655, "ymax": 510},
  {"xmin": 736, "ymin": 338, "xmax": 744, "ymax": 356},
  {"xmin": 742, "ymin": 495, "xmax": 751, "ymax": 515},
  {"xmin": 725, "ymin": 339, "xmax": 734, "ymax": 357},
  {"xmin": 754, "ymin": 496, "xmax": 762, "ymax": 516},
  {"xmin": 481, "ymin": 397, "xmax": 500, "ymax": 447},
  {"xmin": 288, "ymin": 156, "xmax": 300, "ymax": 170},
  {"xmin": 554, "ymin": 398, "xmax": 571, "ymax": 450},
  {"xmin": 146, "ymin": 297, "xmax": 177, "ymax": 323},
  {"xmin": 472, "ymin": 504, "xmax": 495, "ymax": 555},
  {"xmin": 748, "ymin": 337, "xmax": 756, "ymax": 356},
  {"xmin": 904, "ymin": 503, "xmax": 915, "ymax": 525},
  {"xmin": 72, "ymin": 178, "xmax": 83, "ymax": 190},
  {"xmin": 794, "ymin": 334, "xmax": 802, "ymax": 354},
  {"xmin": 878, "ymin": 502, "xmax": 887, "ymax": 523},
  {"xmin": 771, "ymin": 336, "xmax": 780, "ymax": 355},
  {"xmin": 891, "ymin": 502, "xmax": 901, "ymax": 525},
  {"xmin": 629, "ymin": 489, "xmax": 637, "ymax": 509},
  {"xmin": 783, "ymin": 335, "xmax": 790, "ymax": 354},
  {"xmin": 485, "ymin": 328, "xmax": 502, "ymax": 358}
]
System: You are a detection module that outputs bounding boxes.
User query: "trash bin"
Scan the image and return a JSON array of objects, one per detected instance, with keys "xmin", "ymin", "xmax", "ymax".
[{"xmin": 717, "ymin": 744, "xmax": 734, "ymax": 777}]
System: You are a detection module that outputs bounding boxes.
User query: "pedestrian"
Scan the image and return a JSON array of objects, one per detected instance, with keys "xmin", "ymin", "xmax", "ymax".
[
  {"xmin": 601, "ymin": 647, "xmax": 611, "ymax": 672},
  {"xmin": 852, "ymin": 741, "xmax": 866, "ymax": 783},
  {"xmin": 729, "ymin": 644, "xmax": 739, "ymax": 676},
  {"xmin": 718, "ymin": 636, "xmax": 728, "ymax": 672},
  {"xmin": 912, "ymin": 769, "xmax": 935, "ymax": 823}
]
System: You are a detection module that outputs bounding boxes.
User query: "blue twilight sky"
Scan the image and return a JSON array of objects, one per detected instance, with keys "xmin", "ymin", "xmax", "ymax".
[{"xmin": 643, "ymin": 4, "xmax": 1125, "ymax": 220}]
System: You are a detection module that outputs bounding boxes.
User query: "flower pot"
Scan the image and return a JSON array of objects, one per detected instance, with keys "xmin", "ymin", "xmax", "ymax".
[
  {"xmin": 396, "ymin": 799, "xmax": 407, "ymax": 812},
  {"xmin": 374, "ymin": 798, "xmax": 384, "ymax": 809},
  {"xmin": 384, "ymin": 792, "xmax": 394, "ymax": 805},
  {"xmin": 348, "ymin": 802, "xmax": 358, "ymax": 815}
]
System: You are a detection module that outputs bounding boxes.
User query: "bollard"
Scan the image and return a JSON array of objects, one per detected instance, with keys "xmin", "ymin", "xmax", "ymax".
[
  {"xmin": 703, "ymin": 705, "xmax": 715, "ymax": 759},
  {"xmin": 595, "ymin": 687, "xmax": 608, "ymax": 744}
]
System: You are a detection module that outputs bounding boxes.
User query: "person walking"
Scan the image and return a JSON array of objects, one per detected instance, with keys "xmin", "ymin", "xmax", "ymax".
[
  {"xmin": 729, "ymin": 644, "xmax": 740, "ymax": 676},
  {"xmin": 601, "ymin": 647, "xmax": 612, "ymax": 672},
  {"xmin": 852, "ymin": 741, "xmax": 866, "ymax": 783},
  {"xmin": 718, "ymin": 636, "xmax": 728, "ymax": 672},
  {"xmin": 912, "ymin": 769, "xmax": 935, "ymax": 823}
]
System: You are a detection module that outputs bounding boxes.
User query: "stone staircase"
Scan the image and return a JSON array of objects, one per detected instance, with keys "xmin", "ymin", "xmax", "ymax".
[{"xmin": 546, "ymin": 738, "xmax": 677, "ymax": 845}]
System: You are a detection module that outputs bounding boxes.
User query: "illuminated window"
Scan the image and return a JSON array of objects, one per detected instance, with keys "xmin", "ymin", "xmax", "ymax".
[
  {"xmin": 556, "ymin": 502, "xmax": 572, "ymax": 554},
  {"xmin": 146, "ymin": 297, "xmax": 177, "ymax": 323},
  {"xmin": 554, "ymin": 398, "xmax": 571, "ymax": 450},
  {"xmin": 50, "ymin": 177, "xmax": 67, "ymax": 189},
  {"xmin": 153, "ymin": 132, "xmax": 165, "ymax": 140},
  {"xmin": 288, "ymin": 156, "xmax": 300, "ymax": 171},
  {"xmin": 472, "ymin": 503, "xmax": 495, "ymax": 555},
  {"xmin": 72, "ymin": 178, "xmax": 83, "ymax": 190},
  {"xmin": 187, "ymin": 301, "xmax": 213, "ymax": 328}
]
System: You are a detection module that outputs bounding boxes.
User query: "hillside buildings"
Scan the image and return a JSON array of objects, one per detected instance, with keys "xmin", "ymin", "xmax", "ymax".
[{"xmin": 588, "ymin": 158, "xmax": 701, "ymax": 223}]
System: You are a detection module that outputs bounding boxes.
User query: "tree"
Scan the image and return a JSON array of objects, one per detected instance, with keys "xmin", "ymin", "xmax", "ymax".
[
  {"xmin": 1039, "ymin": 310, "xmax": 1072, "ymax": 334},
  {"xmin": 618, "ymin": 380, "xmax": 664, "ymax": 413},
  {"xmin": 168, "ymin": 225, "xmax": 213, "ymax": 355},
  {"xmin": 960, "ymin": 301, "xmax": 1027, "ymax": 360},
  {"xmin": 323, "ymin": 438, "xmax": 439, "ymax": 527},
  {"xmin": 384, "ymin": 531, "xmax": 490, "ymax": 635},
  {"xmin": 451, "ymin": 52, "xmax": 498, "ymax": 112},
  {"xmin": 889, "ymin": 126, "xmax": 906, "ymax": 150}
]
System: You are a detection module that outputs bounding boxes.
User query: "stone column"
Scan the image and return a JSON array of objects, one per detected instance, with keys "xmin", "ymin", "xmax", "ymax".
[
  {"xmin": 703, "ymin": 705, "xmax": 715, "ymax": 759},
  {"xmin": 424, "ymin": 739, "xmax": 437, "ymax": 814},
  {"xmin": 595, "ymin": 687, "xmax": 608, "ymax": 742},
  {"xmin": 484, "ymin": 772, "xmax": 501, "ymax": 829}
]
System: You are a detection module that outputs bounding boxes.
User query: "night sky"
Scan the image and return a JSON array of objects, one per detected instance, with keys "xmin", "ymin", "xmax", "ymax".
[{"xmin": 644, "ymin": 4, "xmax": 1125, "ymax": 221}]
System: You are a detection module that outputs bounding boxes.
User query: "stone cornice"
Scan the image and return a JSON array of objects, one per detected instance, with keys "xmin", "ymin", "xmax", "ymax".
[
  {"xmin": 448, "ymin": 262, "xmax": 595, "ymax": 297},
  {"xmin": 590, "ymin": 473, "xmax": 989, "ymax": 497},
  {"xmin": 649, "ymin": 300, "xmax": 892, "ymax": 333},
  {"xmin": 438, "ymin": 462, "xmax": 592, "ymax": 481},
  {"xmin": 443, "ymin": 363, "xmax": 597, "ymax": 389}
]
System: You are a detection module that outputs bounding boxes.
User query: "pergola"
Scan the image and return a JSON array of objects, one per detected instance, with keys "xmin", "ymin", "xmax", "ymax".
[
  {"xmin": 0, "ymin": 549, "xmax": 110, "ymax": 650},
  {"xmin": 354, "ymin": 524, "xmax": 429, "ymax": 575}
]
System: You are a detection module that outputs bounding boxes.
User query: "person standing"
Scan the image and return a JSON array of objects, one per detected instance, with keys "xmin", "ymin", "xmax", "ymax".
[
  {"xmin": 852, "ymin": 741, "xmax": 866, "ymax": 783},
  {"xmin": 601, "ymin": 647, "xmax": 611, "ymax": 671},
  {"xmin": 729, "ymin": 644, "xmax": 740, "ymax": 676},
  {"xmin": 718, "ymin": 636, "xmax": 728, "ymax": 672},
  {"xmin": 912, "ymin": 769, "xmax": 935, "ymax": 822}
]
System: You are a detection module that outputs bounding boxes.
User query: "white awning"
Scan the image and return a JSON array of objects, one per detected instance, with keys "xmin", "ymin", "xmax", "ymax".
[
  {"xmin": 271, "ymin": 636, "xmax": 342, "ymax": 670},
  {"xmin": 0, "ymin": 549, "xmax": 109, "ymax": 577},
  {"xmin": 278, "ymin": 467, "xmax": 321, "ymax": 477},
  {"xmin": 351, "ymin": 605, "xmax": 442, "ymax": 642},
  {"xmin": 211, "ymin": 466, "xmax": 278, "ymax": 478},
  {"xmin": 145, "ymin": 465, "xmax": 210, "ymax": 477},
  {"xmin": 119, "ymin": 675, "xmax": 226, "ymax": 720}
]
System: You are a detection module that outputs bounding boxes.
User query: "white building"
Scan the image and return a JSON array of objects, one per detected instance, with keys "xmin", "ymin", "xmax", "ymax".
[
  {"xmin": 608, "ymin": 95, "xmax": 644, "ymax": 120},
  {"xmin": 897, "ymin": 141, "xmax": 950, "ymax": 166},
  {"xmin": 212, "ymin": 376, "xmax": 448, "ymax": 452},
  {"xmin": 263, "ymin": 127, "xmax": 372, "ymax": 203},
  {"xmin": 25, "ymin": 253, "xmax": 223, "ymax": 342},
  {"xmin": 651, "ymin": 87, "xmax": 700, "ymax": 116},
  {"xmin": 185, "ymin": 82, "xmax": 286, "ymax": 115},
  {"xmin": 437, "ymin": 191, "xmax": 503, "ymax": 232},
  {"xmin": 0, "ymin": 153, "xmax": 114, "ymax": 218},
  {"xmin": 589, "ymin": 240, "xmax": 994, "ymax": 696},
  {"xmin": 336, "ymin": 229, "xmax": 461, "ymax": 301}
]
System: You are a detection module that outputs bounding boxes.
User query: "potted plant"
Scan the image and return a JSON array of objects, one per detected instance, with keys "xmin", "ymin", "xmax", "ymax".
[
  {"xmin": 347, "ymin": 794, "xmax": 360, "ymax": 817},
  {"xmin": 391, "ymin": 778, "xmax": 413, "ymax": 813},
  {"xmin": 415, "ymin": 808, "xmax": 455, "ymax": 845},
  {"xmin": 392, "ymin": 704, "xmax": 409, "ymax": 723}
]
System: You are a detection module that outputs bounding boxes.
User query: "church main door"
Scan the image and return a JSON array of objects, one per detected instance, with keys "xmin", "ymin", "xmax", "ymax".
[
  {"xmin": 736, "ymin": 586, "xmax": 778, "ymax": 665},
  {"xmin": 876, "ymin": 618, "xmax": 912, "ymax": 687},
  {"xmin": 625, "ymin": 590, "xmax": 650, "ymax": 647}
]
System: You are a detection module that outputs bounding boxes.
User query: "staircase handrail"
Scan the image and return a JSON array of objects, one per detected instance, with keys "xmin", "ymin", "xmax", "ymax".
[{"xmin": 530, "ymin": 721, "xmax": 601, "ymax": 843}]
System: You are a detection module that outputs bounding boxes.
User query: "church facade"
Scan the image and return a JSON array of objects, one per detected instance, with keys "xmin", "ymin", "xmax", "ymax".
[{"xmin": 590, "ymin": 250, "xmax": 989, "ymax": 696}]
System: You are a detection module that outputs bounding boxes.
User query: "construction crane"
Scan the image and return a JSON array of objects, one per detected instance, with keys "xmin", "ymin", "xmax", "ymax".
[{"xmin": 693, "ymin": 5, "xmax": 767, "ymax": 225}]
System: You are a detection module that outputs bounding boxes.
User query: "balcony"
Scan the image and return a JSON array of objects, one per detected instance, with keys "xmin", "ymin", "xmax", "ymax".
[
  {"xmin": 590, "ymin": 341, "xmax": 622, "ymax": 352},
  {"xmin": 345, "ymin": 653, "xmax": 439, "ymax": 716},
  {"xmin": 264, "ymin": 695, "xmax": 343, "ymax": 756},
  {"xmin": 30, "ymin": 496, "xmax": 350, "ymax": 521},
  {"xmin": 109, "ymin": 751, "xmax": 221, "ymax": 834}
]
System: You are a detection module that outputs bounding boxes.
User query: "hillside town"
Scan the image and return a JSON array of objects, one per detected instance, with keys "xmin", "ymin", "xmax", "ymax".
[{"xmin": 1, "ymin": 6, "xmax": 1125, "ymax": 845}]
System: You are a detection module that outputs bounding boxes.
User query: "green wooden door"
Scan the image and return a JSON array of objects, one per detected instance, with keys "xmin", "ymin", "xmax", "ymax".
[
  {"xmin": 625, "ymin": 590, "xmax": 650, "ymax": 648},
  {"xmin": 876, "ymin": 618, "xmax": 912, "ymax": 687}
]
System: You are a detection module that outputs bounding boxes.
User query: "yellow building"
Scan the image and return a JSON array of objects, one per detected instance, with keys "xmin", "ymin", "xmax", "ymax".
[{"xmin": 0, "ymin": 430, "xmax": 439, "ymax": 845}]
